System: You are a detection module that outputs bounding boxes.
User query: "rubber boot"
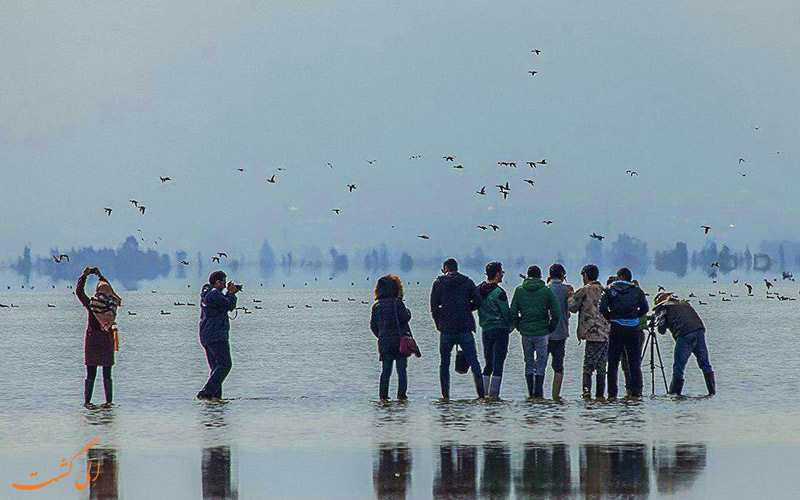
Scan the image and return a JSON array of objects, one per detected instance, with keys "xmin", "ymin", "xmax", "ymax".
[
  {"xmin": 440, "ymin": 372, "xmax": 450, "ymax": 400},
  {"xmin": 103, "ymin": 378, "xmax": 113, "ymax": 405},
  {"xmin": 552, "ymin": 372, "xmax": 564, "ymax": 400},
  {"xmin": 533, "ymin": 375, "xmax": 545, "ymax": 399},
  {"xmin": 595, "ymin": 374, "xmax": 605, "ymax": 399},
  {"xmin": 582, "ymin": 373, "xmax": 592, "ymax": 398},
  {"xmin": 489, "ymin": 376, "xmax": 502, "ymax": 398},
  {"xmin": 473, "ymin": 371, "xmax": 486, "ymax": 398},
  {"xmin": 668, "ymin": 377, "xmax": 684, "ymax": 396},
  {"xmin": 703, "ymin": 371, "xmax": 716, "ymax": 396},
  {"xmin": 84, "ymin": 379, "xmax": 95, "ymax": 406},
  {"xmin": 525, "ymin": 374, "xmax": 534, "ymax": 398},
  {"xmin": 483, "ymin": 375, "xmax": 491, "ymax": 395}
]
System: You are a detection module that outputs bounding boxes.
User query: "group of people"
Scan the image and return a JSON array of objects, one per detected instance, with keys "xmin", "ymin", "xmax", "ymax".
[
  {"xmin": 370, "ymin": 258, "xmax": 717, "ymax": 402},
  {"xmin": 75, "ymin": 262, "xmax": 716, "ymax": 407}
]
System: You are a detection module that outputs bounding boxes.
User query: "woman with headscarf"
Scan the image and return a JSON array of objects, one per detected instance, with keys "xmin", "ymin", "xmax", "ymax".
[
  {"xmin": 370, "ymin": 275, "xmax": 412, "ymax": 401},
  {"xmin": 76, "ymin": 267, "xmax": 122, "ymax": 407}
]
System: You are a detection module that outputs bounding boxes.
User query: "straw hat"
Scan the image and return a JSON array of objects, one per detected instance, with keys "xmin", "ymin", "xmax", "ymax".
[{"xmin": 653, "ymin": 292, "xmax": 674, "ymax": 308}]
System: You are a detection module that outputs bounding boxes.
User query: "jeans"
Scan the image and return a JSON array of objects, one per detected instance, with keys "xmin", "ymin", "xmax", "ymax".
[
  {"xmin": 521, "ymin": 335, "xmax": 549, "ymax": 376},
  {"xmin": 380, "ymin": 356, "xmax": 408, "ymax": 399},
  {"xmin": 199, "ymin": 341, "xmax": 233, "ymax": 399},
  {"xmin": 481, "ymin": 329, "xmax": 510, "ymax": 377},
  {"xmin": 548, "ymin": 338, "xmax": 566, "ymax": 374},
  {"xmin": 672, "ymin": 329, "xmax": 713, "ymax": 380},
  {"xmin": 620, "ymin": 330, "xmax": 645, "ymax": 394},
  {"xmin": 439, "ymin": 332, "xmax": 482, "ymax": 397},
  {"xmin": 607, "ymin": 324, "xmax": 643, "ymax": 397}
]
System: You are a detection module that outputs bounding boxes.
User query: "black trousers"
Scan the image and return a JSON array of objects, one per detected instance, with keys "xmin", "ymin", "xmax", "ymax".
[
  {"xmin": 87, "ymin": 365, "xmax": 112, "ymax": 380},
  {"xmin": 199, "ymin": 341, "xmax": 233, "ymax": 399},
  {"xmin": 607, "ymin": 324, "xmax": 643, "ymax": 397}
]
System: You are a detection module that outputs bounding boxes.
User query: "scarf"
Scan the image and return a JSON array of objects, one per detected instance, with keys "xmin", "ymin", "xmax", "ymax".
[{"xmin": 89, "ymin": 282, "xmax": 121, "ymax": 351}]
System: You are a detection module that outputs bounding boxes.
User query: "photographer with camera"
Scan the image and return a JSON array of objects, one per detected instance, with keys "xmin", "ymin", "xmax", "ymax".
[
  {"xmin": 197, "ymin": 270, "xmax": 241, "ymax": 400},
  {"xmin": 653, "ymin": 292, "xmax": 716, "ymax": 396}
]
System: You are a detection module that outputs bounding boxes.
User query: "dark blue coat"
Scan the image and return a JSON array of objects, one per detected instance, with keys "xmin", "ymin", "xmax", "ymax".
[
  {"xmin": 370, "ymin": 297, "xmax": 412, "ymax": 360},
  {"xmin": 199, "ymin": 284, "xmax": 237, "ymax": 345},
  {"xmin": 430, "ymin": 272, "xmax": 481, "ymax": 334}
]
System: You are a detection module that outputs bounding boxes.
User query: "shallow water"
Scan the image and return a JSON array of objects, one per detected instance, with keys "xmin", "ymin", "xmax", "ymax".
[{"xmin": 2, "ymin": 283, "xmax": 799, "ymax": 498}]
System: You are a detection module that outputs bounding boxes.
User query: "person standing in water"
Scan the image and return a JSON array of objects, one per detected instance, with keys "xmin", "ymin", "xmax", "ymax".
[
  {"xmin": 546, "ymin": 263, "xmax": 573, "ymax": 400},
  {"xmin": 370, "ymin": 275, "xmax": 413, "ymax": 401},
  {"xmin": 197, "ymin": 270, "xmax": 240, "ymax": 400},
  {"xmin": 568, "ymin": 264, "xmax": 610, "ymax": 398},
  {"xmin": 76, "ymin": 267, "xmax": 122, "ymax": 407},
  {"xmin": 430, "ymin": 258, "xmax": 485, "ymax": 399},
  {"xmin": 477, "ymin": 262, "xmax": 514, "ymax": 398}
]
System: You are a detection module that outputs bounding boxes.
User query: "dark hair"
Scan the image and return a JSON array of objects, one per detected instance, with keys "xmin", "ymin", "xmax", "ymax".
[
  {"xmin": 549, "ymin": 263, "xmax": 566, "ymax": 280},
  {"xmin": 616, "ymin": 267, "xmax": 632, "ymax": 281},
  {"xmin": 485, "ymin": 261, "xmax": 503, "ymax": 280},
  {"xmin": 375, "ymin": 274, "xmax": 403, "ymax": 300},
  {"xmin": 209, "ymin": 270, "xmax": 227, "ymax": 285},
  {"xmin": 527, "ymin": 265, "xmax": 542, "ymax": 279},
  {"xmin": 443, "ymin": 258, "xmax": 458, "ymax": 273},
  {"xmin": 581, "ymin": 264, "xmax": 600, "ymax": 282}
]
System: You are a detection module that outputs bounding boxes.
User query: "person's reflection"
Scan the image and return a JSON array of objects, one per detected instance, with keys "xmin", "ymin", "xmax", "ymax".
[
  {"xmin": 582, "ymin": 444, "xmax": 648, "ymax": 500},
  {"xmin": 654, "ymin": 444, "xmax": 707, "ymax": 494},
  {"xmin": 373, "ymin": 443, "xmax": 413, "ymax": 500},
  {"xmin": 201, "ymin": 446, "xmax": 238, "ymax": 500},
  {"xmin": 86, "ymin": 447, "xmax": 119, "ymax": 500},
  {"xmin": 433, "ymin": 444, "xmax": 478, "ymax": 499},
  {"xmin": 480, "ymin": 443, "xmax": 510, "ymax": 500},
  {"xmin": 579, "ymin": 444, "xmax": 612, "ymax": 500},
  {"xmin": 514, "ymin": 443, "xmax": 571, "ymax": 499}
]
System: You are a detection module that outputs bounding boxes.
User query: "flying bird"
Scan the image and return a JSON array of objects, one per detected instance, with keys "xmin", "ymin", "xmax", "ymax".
[
  {"xmin": 160, "ymin": 176, "xmax": 172, "ymax": 183},
  {"xmin": 524, "ymin": 179, "xmax": 535, "ymax": 186},
  {"xmin": 532, "ymin": 49, "xmax": 542, "ymax": 55},
  {"xmin": 453, "ymin": 164, "xmax": 464, "ymax": 169},
  {"xmin": 626, "ymin": 170, "xmax": 638, "ymax": 176},
  {"xmin": 104, "ymin": 207, "xmax": 113, "ymax": 216},
  {"xmin": 267, "ymin": 175, "xmax": 276, "ymax": 184},
  {"xmin": 129, "ymin": 200, "xmax": 139, "ymax": 207},
  {"xmin": 476, "ymin": 186, "xmax": 486, "ymax": 195},
  {"xmin": 526, "ymin": 161, "xmax": 537, "ymax": 168},
  {"xmin": 53, "ymin": 254, "xmax": 70, "ymax": 263},
  {"xmin": 409, "ymin": 155, "xmax": 421, "ymax": 160},
  {"xmin": 590, "ymin": 232, "xmax": 604, "ymax": 241},
  {"xmin": 488, "ymin": 224, "xmax": 500, "ymax": 232},
  {"xmin": 542, "ymin": 220, "xmax": 554, "ymax": 225},
  {"xmin": 477, "ymin": 225, "xmax": 488, "ymax": 231},
  {"xmin": 537, "ymin": 159, "xmax": 547, "ymax": 165},
  {"xmin": 237, "ymin": 168, "xmax": 245, "ymax": 172},
  {"xmin": 217, "ymin": 252, "xmax": 227, "ymax": 258},
  {"xmin": 366, "ymin": 159, "xmax": 378, "ymax": 164},
  {"xmin": 443, "ymin": 156, "xmax": 456, "ymax": 162},
  {"xmin": 347, "ymin": 184, "xmax": 357, "ymax": 192},
  {"xmin": 527, "ymin": 70, "xmax": 538, "ymax": 76},
  {"xmin": 418, "ymin": 234, "xmax": 430, "ymax": 240},
  {"xmin": 180, "ymin": 260, "xmax": 189, "ymax": 265},
  {"xmin": 211, "ymin": 256, "xmax": 220, "ymax": 263},
  {"xmin": 738, "ymin": 158, "xmax": 745, "ymax": 164},
  {"xmin": 701, "ymin": 225, "xmax": 711, "ymax": 235},
  {"xmin": 326, "ymin": 162, "xmax": 334, "ymax": 168},
  {"xmin": 740, "ymin": 172, "xmax": 747, "ymax": 177},
  {"xmin": 332, "ymin": 208, "xmax": 341, "ymax": 215},
  {"xmin": 711, "ymin": 262, "xmax": 721, "ymax": 268}
]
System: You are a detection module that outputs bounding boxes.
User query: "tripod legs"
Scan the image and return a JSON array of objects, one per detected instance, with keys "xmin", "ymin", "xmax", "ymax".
[{"xmin": 641, "ymin": 329, "xmax": 668, "ymax": 396}]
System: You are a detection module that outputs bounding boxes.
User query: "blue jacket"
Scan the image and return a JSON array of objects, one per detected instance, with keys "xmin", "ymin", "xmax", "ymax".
[
  {"xmin": 430, "ymin": 272, "xmax": 481, "ymax": 334},
  {"xmin": 199, "ymin": 284, "xmax": 237, "ymax": 345}
]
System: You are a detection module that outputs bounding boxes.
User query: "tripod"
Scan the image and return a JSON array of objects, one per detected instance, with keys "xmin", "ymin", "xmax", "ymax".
[{"xmin": 640, "ymin": 315, "xmax": 668, "ymax": 395}]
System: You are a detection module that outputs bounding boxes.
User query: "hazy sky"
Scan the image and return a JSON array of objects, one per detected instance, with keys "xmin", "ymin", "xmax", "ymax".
[{"xmin": 2, "ymin": 1, "xmax": 799, "ymax": 260}]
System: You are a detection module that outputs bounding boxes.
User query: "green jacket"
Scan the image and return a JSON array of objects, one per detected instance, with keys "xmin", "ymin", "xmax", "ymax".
[
  {"xmin": 477, "ymin": 282, "xmax": 513, "ymax": 332},
  {"xmin": 510, "ymin": 278, "xmax": 560, "ymax": 336}
]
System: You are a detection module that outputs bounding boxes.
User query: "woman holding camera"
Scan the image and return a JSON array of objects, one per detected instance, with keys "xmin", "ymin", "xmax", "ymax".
[
  {"xmin": 370, "ymin": 275, "xmax": 413, "ymax": 401},
  {"xmin": 76, "ymin": 267, "xmax": 122, "ymax": 407}
]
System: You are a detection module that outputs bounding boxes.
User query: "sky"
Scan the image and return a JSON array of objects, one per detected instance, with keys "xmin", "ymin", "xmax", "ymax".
[{"xmin": 1, "ymin": 1, "xmax": 799, "ymax": 261}]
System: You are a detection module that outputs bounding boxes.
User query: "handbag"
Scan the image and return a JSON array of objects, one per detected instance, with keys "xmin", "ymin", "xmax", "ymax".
[
  {"xmin": 394, "ymin": 300, "xmax": 421, "ymax": 358},
  {"xmin": 455, "ymin": 348, "xmax": 469, "ymax": 374}
]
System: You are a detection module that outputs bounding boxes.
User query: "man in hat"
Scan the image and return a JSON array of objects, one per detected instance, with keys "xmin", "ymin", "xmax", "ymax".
[{"xmin": 653, "ymin": 292, "xmax": 716, "ymax": 396}]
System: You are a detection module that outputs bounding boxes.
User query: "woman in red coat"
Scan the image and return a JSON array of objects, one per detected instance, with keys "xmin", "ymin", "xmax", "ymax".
[{"xmin": 76, "ymin": 267, "xmax": 121, "ymax": 407}]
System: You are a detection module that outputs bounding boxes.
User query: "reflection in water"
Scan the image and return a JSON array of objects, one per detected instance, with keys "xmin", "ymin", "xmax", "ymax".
[
  {"xmin": 580, "ymin": 444, "xmax": 650, "ymax": 500},
  {"xmin": 201, "ymin": 446, "xmax": 238, "ymax": 500},
  {"xmin": 514, "ymin": 443, "xmax": 571, "ymax": 500},
  {"xmin": 373, "ymin": 443, "xmax": 413, "ymax": 500},
  {"xmin": 480, "ymin": 443, "xmax": 511, "ymax": 500},
  {"xmin": 86, "ymin": 448, "xmax": 119, "ymax": 500},
  {"xmin": 654, "ymin": 444, "xmax": 707, "ymax": 494},
  {"xmin": 433, "ymin": 444, "xmax": 478, "ymax": 499}
]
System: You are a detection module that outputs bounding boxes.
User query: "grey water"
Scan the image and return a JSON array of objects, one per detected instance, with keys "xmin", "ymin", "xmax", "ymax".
[{"xmin": 2, "ymin": 282, "xmax": 799, "ymax": 499}]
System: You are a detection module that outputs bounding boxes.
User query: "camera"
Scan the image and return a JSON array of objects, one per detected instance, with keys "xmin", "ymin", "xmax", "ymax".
[{"xmin": 229, "ymin": 281, "xmax": 243, "ymax": 292}]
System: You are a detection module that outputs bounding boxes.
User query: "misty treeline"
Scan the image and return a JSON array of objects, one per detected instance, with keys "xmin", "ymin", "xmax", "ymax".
[{"xmin": 5, "ymin": 234, "xmax": 797, "ymax": 289}]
